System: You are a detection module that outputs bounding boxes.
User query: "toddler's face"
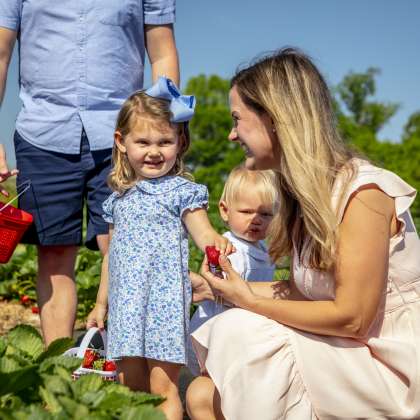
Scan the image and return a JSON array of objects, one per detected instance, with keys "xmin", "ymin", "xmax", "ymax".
[
  {"xmin": 116, "ymin": 120, "xmax": 179, "ymax": 180},
  {"xmin": 219, "ymin": 193, "xmax": 274, "ymax": 243}
]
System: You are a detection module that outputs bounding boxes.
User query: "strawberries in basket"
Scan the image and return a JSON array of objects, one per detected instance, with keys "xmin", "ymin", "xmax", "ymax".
[{"xmin": 82, "ymin": 348, "xmax": 116, "ymax": 372}]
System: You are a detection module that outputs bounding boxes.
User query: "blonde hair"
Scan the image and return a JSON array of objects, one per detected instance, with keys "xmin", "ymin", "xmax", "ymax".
[
  {"xmin": 108, "ymin": 91, "xmax": 191, "ymax": 193},
  {"xmin": 220, "ymin": 165, "xmax": 279, "ymax": 213},
  {"xmin": 231, "ymin": 47, "xmax": 357, "ymax": 270}
]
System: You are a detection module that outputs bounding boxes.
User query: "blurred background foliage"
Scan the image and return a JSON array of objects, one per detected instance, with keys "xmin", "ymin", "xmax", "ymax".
[{"xmin": 1, "ymin": 68, "xmax": 419, "ymax": 321}]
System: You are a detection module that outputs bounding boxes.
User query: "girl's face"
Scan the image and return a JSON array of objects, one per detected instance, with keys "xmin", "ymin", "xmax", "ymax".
[
  {"xmin": 228, "ymin": 86, "xmax": 280, "ymax": 171},
  {"xmin": 219, "ymin": 191, "xmax": 274, "ymax": 243},
  {"xmin": 115, "ymin": 120, "xmax": 180, "ymax": 180}
]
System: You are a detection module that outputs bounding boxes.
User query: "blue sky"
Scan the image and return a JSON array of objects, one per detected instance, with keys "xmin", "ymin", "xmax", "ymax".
[{"xmin": 1, "ymin": 0, "xmax": 419, "ymax": 165}]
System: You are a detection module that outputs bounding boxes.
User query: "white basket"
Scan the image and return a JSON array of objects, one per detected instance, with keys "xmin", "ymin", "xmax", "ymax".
[{"xmin": 64, "ymin": 327, "xmax": 117, "ymax": 381}]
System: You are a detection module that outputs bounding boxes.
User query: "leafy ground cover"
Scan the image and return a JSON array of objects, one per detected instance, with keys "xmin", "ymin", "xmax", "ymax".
[{"xmin": 0, "ymin": 324, "xmax": 166, "ymax": 419}]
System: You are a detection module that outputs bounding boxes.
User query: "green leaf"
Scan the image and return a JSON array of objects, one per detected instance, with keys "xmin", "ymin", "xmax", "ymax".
[
  {"xmin": 26, "ymin": 405, "xmax": 54, "ymax": 420},
  {"xmin": 39, "ymin": 386, "xmax": 62, "ymax": 414},
  {"xmin": 36, "ymin": 338, "xmax": 74, "ymax": 363},
  {"xmin": 0, "ymin": 365, "xmax": 39, "ymax": 396},
  {"xmin": 0, "ymin": 337, "xmax": 7, "ymax": 356},
  {"xmin": 79, "ymin": 389, "xmax": 106, "ymax": 408},
  {"xmin": 43, "ymin": 374, "xmax": 72, "ymax": 396},
  {"xmin": 7, "ymin": 325, "xmax": 44, "ymax": 361},
  {"xmin": 71, "ymin": 374, "xmax": 103, "ymax": 398},
  {"xmin": 119, "ymin": 405, "xmax": 166, "ymax": 420},
  {"xmin": 57, "ymin": 396, "xmax": 89, "ymax": 417},
  {"xmin": 39, "ymin": 355, "xmax": 82, "ymax": 375},
  {"xmin": 0, "ymin": 394, "xmax": 24, "ymax": 410},
  {"xmin": 0, "ymin": 408, "xmax": 16, "ymax": 420},
  {"xmin": 0, "ymin": 356, "xmax": 23, "ymax": 373},
  {"xmin": 130, "ymin": 392, "xmax": 165, "ymax": 407},
  {"xmin": 53, "ymin": 366, "xmax": 73, "ymax": 382},
  {"xmin": 95, "ymin": 391, "xmax": 132, "ymax": 411}
]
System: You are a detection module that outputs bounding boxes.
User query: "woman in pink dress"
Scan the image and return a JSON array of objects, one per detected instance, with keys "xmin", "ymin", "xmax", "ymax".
[{"xmin": 186, "ymin": 47, "xmax": 420, "ymax": 420}]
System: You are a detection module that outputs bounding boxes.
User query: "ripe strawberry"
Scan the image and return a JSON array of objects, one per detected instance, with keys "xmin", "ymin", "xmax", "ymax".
[
  {"xmin": 205, "ymin": 246, "xmax": 220, "ymax": 265},
  {"xmin": 205, "ymin": 246, "xmax": 223, "ymax": 278},
  {"xmin": 103, "ymin": 360, "xmax": 116, "ymax": 371},
  {"xmin": 82, "ymin": 349, "xmax": 99, "ymax": 368},
  {"xmin": 20, "ymin": 295, "xmax": 31, "ymax": 305}
]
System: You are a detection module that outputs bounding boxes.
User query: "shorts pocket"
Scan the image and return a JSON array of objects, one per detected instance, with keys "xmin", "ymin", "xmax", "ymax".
[{"xmin": 97, "ymin": 0, "xmax": 140, "ymax": 26}]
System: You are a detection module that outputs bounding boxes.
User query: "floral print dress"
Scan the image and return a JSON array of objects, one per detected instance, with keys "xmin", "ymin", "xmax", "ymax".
[{"xmin": 103, "ymin": 176, "xmax": 208, "ymax": 364}]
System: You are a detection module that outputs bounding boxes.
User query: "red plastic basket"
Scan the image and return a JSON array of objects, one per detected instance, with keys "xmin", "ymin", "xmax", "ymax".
[{"xmin": 0, "ymin": 181, "xmax": 33, "ymax": 264}]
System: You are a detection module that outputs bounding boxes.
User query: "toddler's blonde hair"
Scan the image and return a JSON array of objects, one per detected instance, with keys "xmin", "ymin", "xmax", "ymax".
[
  {"xmin": 220, "ymin": 166, "xmax": 279, "ymax": 213},
  {"xmin": 108, "ymin": 91, "xmax": 191, "ymax": 193}
]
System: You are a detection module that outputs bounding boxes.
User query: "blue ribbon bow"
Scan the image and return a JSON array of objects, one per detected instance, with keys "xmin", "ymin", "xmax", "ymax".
[{"xmin": 145, "ymin": 76, "xmax": 196, "ymax": 123}]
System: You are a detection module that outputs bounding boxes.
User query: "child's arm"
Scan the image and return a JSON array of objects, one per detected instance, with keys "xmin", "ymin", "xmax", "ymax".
[
  {"xmin": 86, "ymin": 225, "xmax": 113, "ymax": 330},
  {"xmin": 183, "ymin": 208, "xmax": 234, "ymax": 255}
]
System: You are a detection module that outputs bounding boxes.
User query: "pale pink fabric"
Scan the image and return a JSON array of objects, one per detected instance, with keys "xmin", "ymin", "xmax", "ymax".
[{"xmin": 192, "ymin": 160, "xmax": 420, "ymax": 420}]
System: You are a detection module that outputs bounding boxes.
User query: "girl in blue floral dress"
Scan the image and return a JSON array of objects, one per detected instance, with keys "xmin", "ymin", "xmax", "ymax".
[{"xmin": 87, "ymin": 77, "xmax": 233, "ymax": 420}]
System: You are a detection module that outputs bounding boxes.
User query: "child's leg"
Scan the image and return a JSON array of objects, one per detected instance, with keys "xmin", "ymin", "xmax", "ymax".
[
  {"xmin": 186, "ymin": 375, "xmax": 224, "ymax": 420},
  {"xmin": 147, "ymin": 359, "xmax": 183, "ymax": 420},
  {"xmin": 117, "ymin": 357, "xmax": 149, "ymax": 392}
]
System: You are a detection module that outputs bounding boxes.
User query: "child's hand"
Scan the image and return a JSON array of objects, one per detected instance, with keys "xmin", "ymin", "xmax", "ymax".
[
  {"xmin": 189, "ymin": 270, "xmax": 214, "ymax": 303},
  {"xmin": 214, "ymin": 234, "xmax": 235, "ymax": 256},
  {"xmin": 86, "ymin": 303, "xmax": 108, "ymax": 330}
]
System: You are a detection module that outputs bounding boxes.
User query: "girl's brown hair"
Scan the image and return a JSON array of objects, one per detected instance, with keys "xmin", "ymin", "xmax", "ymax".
[
  {"xmin": 231, "ymin": 47, "xmax": 357, "ymax": 270},
  {"xmin": 108, "ymin": 91, "xmax": 191, "ymax": 193}
]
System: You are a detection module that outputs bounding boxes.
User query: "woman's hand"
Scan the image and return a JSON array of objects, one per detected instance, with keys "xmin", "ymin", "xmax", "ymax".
[
  {"xmin": 86, "ymin": 303, "xmax": 108, "ymax": 330},
  {"xmin": 200, "ymin": 255, "xmax": 255, "ymax": 309},
  {"xmin": 189, "ymin": 270, "xmax": 215, "ymax": 303}
]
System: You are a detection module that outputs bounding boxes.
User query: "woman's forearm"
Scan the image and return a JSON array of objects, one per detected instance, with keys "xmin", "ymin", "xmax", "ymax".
[
  {"xmin": 248, "ymin": 281, "xmax": 307, "ymax": 301},
  {"xmin": 241, "ymin": 295, "xmax": 363, "ymax": 339}
]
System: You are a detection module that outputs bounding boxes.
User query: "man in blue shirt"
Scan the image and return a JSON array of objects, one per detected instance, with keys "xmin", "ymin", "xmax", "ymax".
[{"xmin": 0, "ymin": 0, "xmax": 179, "ymax": 345}]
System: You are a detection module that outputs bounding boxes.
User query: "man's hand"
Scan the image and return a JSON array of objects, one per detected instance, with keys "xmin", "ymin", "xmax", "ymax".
[{"xmin": 0, "ymin": 144, "xmax": 18, "ymax": 196}]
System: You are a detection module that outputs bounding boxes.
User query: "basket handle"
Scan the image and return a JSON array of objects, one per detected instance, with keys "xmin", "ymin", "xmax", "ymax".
[
  {"xmin": 0, "ymin": 180, "xmax": 31, "ymax": 212},
  {"xmin": 76, "ymin": 327, "xmax": 108, "ymax": 358}
]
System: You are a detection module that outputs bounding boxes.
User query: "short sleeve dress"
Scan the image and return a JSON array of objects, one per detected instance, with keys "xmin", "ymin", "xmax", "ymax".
[
  {"xmin": 191, "ymin": 160, "xmax": 420, "ymax": 419},
  {"xmin": 103, "ymin": 175, "xmax": 208, "ymax": 364}
]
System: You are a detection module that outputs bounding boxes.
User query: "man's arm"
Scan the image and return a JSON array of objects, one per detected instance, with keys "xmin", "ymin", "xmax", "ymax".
[
  {"xmin": 145, "ymin": 23, "xmax": 179, "ymax": 86},
  {"xmin": 0, "ymin": 27, "xmax": 17, "ymax": 105},
  {"xmin": 0, "ymin": 27, "xmax": 18, "ymax": 193}
]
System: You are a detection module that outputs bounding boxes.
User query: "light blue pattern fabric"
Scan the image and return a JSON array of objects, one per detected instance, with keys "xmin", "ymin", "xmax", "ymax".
[
  {"xmin": 103, "ymin": 176, "xmax": 208, "ymax": 364},
  {"xmin": 0, "ymin": 0, "xmax": 175, "ymax": 154}
]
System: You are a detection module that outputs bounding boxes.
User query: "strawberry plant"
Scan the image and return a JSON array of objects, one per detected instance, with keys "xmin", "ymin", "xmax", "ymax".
[{"xmin": 0, "ymin": 324, "xmax": 165, "ymax": 419}]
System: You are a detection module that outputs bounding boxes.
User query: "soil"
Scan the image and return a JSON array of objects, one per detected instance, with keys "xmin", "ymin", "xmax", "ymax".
[
  {"xmin": 0, "ymin": 299, "xmax": 41, "ymax": 335},
  {"xmin": 0, "ymin": 299, "xmax": 85, "ymax": 336}
]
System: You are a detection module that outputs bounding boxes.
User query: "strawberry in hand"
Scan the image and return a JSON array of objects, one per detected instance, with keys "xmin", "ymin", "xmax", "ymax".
[{"xmin": 205, "ymin": 246, "xmax": 223, "ymax": 279}]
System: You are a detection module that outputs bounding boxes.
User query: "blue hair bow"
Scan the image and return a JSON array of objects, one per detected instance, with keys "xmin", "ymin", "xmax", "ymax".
[{"xmin": 145, "ymin": 76, "xmax": 196, "ymax": 123}]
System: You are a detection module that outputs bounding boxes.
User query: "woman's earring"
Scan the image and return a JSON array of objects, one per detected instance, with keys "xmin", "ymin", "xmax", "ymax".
[{"xmin": 272, "ymin": 126, "xmax": 276, "ymax": 133}]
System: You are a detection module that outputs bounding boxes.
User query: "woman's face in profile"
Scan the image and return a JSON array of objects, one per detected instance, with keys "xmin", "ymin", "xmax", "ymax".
[{"xmin": 228, "ymin": 86, "xmax": 279, "ymax": 171}]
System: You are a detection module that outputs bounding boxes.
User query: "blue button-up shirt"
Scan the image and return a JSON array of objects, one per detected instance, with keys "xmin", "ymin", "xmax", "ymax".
[{"xmin": 0, "ymin": 0, "xmax": 175, "ymax": 154}]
